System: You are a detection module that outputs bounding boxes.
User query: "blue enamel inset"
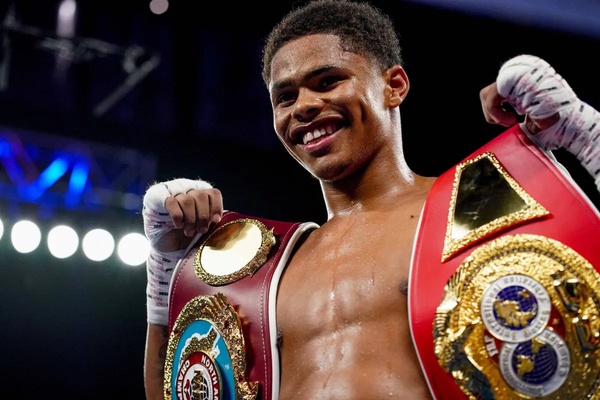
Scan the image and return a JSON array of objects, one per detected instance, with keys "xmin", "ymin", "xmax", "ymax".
[
  {"xmin": 512, "ymin": 340, "xmax": 559, "ymax": 385},
  {"xmin": 171, "ymin": 320, "xmax": 236, "ymax": 399},
  {"xmin": 493, "ymin": 285, "xmax": 538, "ymax": 330}
]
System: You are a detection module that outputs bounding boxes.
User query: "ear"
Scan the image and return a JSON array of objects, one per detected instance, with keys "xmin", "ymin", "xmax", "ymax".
[{"xmin": 384, "ymin": 65, "xmax": 409, "ymax": 108}]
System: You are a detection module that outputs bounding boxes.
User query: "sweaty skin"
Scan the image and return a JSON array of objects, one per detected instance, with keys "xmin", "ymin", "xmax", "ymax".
[
  {"xmin": 278, "ymin": 198, "xmax": 433, "ymax": 399},
  {"xmin": 269, "ymin": 34, "xmax": 435, "ymax": 399},
  {"xmin": 143, "ymin": 32, "xmax": 562, "ymax": 400}
]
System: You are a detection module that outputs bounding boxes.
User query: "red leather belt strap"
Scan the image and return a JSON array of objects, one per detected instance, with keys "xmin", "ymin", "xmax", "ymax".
[
  {"xmin": 169, "ymin": 211, "xmax": 316, "ymax": 400},
  {"xmin": 409, "ymin": 125, "xmax": 600, "ymax": 399}
]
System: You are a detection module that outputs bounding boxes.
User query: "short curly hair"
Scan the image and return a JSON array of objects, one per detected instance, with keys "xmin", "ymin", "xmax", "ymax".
[{"xmin": 262, "ymin": 0, "xmax": 402, "ymax": 86}]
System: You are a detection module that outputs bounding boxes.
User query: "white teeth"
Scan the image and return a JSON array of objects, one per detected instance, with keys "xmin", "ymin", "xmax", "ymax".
[
  {"xmin": 302, "ymin": 132, "xmax": 311, "ymax": 144},
  {"xmin": 301, "ymin": 123, "xmax": 340, "ymax": 145},
  {"xmin": 305, "ymin": 132, "xmax": 314, "ymax": 144}
]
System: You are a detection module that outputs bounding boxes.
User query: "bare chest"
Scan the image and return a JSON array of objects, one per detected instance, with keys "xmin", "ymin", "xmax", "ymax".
[{"xmin": 277, "ymin": 215, "xmax": 417, "ymax": 337}]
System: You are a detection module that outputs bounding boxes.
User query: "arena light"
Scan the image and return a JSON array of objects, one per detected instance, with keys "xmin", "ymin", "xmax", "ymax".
[
  {"xmin": 117, "ymin": 233, "xmax": 150, "ymax": 266},
  {"xmin": 149, "ymin": 0, "xmax": 169, "ymax": 15},
  {"xmin": 0, "ymin": 217, "xmax": 3, "ymax": 241},
  {"xmin": 58, "ymin": 0, "xmax": 76, "ymax": 20},
  {"xmin": 47, "ymin": 225, "xmax": 79, "ymax": 259},
  {"xmin": 82, "ymin": 229, "xmax": 115, "ymax": 262},
  {"xmin": 23, "ymin": 157, "xmax": 69, "ymax": 201},
  {"xmin": 11, "ymin": 220, "xmax": 42, "ymax": 253},
  {"xmin": 57, "ymin": 0, "xmax": 77, "ymax": 37},
  {"xmin": 68, "ymin": 161, "xmax": 89, "ymax": 195}
]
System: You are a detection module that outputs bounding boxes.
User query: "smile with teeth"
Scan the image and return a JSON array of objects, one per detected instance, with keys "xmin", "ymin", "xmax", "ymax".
[{"xmin": 301, "ymin": 122, "xmax": 341, "ymax": 145}]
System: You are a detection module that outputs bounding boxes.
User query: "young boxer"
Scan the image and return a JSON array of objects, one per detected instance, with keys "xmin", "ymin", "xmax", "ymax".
[{"xmin": 143, "ymin": 1, "xmax": 600, "ymax": 399}]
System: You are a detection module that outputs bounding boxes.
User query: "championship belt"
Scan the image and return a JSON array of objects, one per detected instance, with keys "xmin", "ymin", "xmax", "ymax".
[
  {"xmin": 410, "ymin": 125, "xmax": 600, "ymax": 399},
  {"xmin": 164, "ymin": 211, "xmax": 318, "ymax": 400}
]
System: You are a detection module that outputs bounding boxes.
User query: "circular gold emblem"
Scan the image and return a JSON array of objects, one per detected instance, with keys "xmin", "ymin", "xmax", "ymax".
[
  {"xmin": 499, "ymin": 328, "xmax": 571, "ymax": 397},
  {"xmin": 164, "ymin": 293, "xmax": 259, "ymax": 400},
  {"xmin": 481, "ymin": 274, "xmax": 552, "ymax": 343},
  {"xmin": 434, "ymin": 234, "xmax": 600, "ymax": 399},
  {"xmin": 194, "ymin": 219, "xmax": 276, "ymax": 286}
]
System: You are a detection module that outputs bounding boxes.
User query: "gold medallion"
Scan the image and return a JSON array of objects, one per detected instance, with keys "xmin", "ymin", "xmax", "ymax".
[
  {"xmin": 194, "ymin": 218, "xmax": 276, "ymax": 286},
  {"xmin": 164, "ymin": 293, "xmax": 259, "ymax": 400},
  {"xmin": 441, "ymin": 152, "xmax": 548, "ymax": 262},
  {"xmin": 434, "ymin": 234, "xmax": 600, "ymax": 399}
]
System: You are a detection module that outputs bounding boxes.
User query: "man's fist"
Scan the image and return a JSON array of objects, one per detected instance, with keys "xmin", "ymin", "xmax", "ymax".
[
  {"xmin": 166, "ymin": 188, "xmax": 223, "ymax": 237},
  {"xmin": 479, "ymin": 82, "xmax": 517, "ymax": 128},
  {"xmin": 480, "ymin": 81, "xmax": 559, "ymax": 134},
  {"xmin": 154, "ymin": 188, "xmax": 223, "ymax": 252},
  {"xmin": 143, "ymin": 179, "xmax": 223, "ymax": 253}
]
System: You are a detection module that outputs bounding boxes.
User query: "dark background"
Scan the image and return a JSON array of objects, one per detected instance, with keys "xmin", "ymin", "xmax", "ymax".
[{"xmin": 0, "ymin": 0, "xmax": 599, "ymax": 398}]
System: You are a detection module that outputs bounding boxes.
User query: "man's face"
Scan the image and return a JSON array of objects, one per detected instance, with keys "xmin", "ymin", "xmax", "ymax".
[{"xmin": 269, "ymin": 34, "xmax": 405, "ymax": 182}]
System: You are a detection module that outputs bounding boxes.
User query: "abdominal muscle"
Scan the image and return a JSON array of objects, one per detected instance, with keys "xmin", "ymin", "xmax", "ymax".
[
  {"xmin": 277, "ymin": 315, "xmax": 433, "ymax": 399},
  {"xmin": 276, "ymin": 203, "xmax": 434, "ymax": 400}
]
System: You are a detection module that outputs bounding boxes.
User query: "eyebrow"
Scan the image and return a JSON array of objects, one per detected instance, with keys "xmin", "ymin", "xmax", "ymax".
[{"xmin": 271, "ymin": 64, "xmax": 340, "ymax": 94}]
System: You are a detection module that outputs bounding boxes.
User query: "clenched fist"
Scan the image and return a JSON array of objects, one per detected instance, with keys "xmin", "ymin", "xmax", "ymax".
[
  {"xmin": 166, "ymin": 188, "xmax": 223, "ymax": 234},
  {"xmin": 143, "ymin": 179, "xmax": 224, "ymax": 252},
  {"xmin": 480, "ymin": 83, "xmax": 559, "ymax": 134}
]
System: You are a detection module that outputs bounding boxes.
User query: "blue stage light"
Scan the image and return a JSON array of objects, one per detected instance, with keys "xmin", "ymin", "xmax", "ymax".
[
  {"xmin": 68, "ymin": 161, "xmax": 89, "ymax": 195},
  {"xmin": 65, "ymin": 160, "xmax": 89, "ymax": 207},
  {"xmin": 24, "ymin": 158, "xmax": 69, "ymax": 200},
  {"xmin": 0, "ymin": 140, "xmax": 11, "ymax": 158},
  {"xmin": 0, "ymin": 130, "xmax": 156, "ymax": 213}
]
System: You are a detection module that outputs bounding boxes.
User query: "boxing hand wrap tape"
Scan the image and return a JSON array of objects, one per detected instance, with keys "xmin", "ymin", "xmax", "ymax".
[
  {"xmin": 143, "ymin": 178, "xmax": 213, "ymax": 325},
  {"xmin": 142, "ymin": 178, "xmax": 214, "ymax": 246},
  {"xmin": 497, "ymin": 55, "xmax": 600, "ymax": 191}
]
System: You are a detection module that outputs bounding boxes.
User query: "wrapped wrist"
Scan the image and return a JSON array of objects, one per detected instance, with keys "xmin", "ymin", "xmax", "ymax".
[
  {"xmin": 142, "ymin": 178, "xmax": 212, "ymax": 246},
  {"xmin": 497, "ymin": 55, "xmax": 600, "ymax": 190}
]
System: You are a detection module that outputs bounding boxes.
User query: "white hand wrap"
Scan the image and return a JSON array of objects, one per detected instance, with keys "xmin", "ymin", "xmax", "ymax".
[
  {"xmin": 143, "ymin": 178, "xmax": 212, "ymax": 325},
  {"xmin": 497, "ymin": 55, "xmax": 600, "ymax": 191},
  {"xmin": 146, "ymin": 247, "xmax": 186, "ymax": 325},
  {"xmin": 142, "ymin": 178, "xmax": 213, "ymax": 246}
]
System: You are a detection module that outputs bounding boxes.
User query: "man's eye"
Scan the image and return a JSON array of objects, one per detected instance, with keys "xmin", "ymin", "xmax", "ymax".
[
  {"xmin": 277, "ymin": 93, "xmax": 295, "ymax": 105},
  {"xmin": 320, "ymin": 76, "xmax": 342, "ymax": 89}
]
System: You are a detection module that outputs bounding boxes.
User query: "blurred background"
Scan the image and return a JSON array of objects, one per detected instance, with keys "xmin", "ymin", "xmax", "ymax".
[{"xmin": 0, "ymin": 0, "xmax": 598, "ymax": 398}]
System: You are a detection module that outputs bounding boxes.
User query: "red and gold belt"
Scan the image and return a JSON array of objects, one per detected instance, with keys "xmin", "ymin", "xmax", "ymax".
[
  {"xmin": 164, "ymin": 211, "xmax": 317, "ymax": 400},
  {"xmin": 410, "ymin": 125, "xmax": 600, "ymax": 399}
]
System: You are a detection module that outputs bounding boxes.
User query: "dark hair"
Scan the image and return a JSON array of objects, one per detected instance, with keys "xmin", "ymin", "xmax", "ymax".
[{"xmin": 262, "ymin": 0, "xmax": 402, "ymax": 85}]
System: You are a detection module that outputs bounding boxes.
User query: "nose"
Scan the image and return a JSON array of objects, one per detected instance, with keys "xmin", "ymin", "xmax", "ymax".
[{"xmin": 293, "ymin": 88, "xmax": 323, "ymax": 121}]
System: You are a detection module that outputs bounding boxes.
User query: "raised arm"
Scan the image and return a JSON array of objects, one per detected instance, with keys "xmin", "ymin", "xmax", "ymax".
[
  {"xmin": 142, "ymin": 178, "xmax": 223, "ymax": 399},
  {"xmin": 480, "ymin": 54, "xmax": 600, "ymax": 193}
]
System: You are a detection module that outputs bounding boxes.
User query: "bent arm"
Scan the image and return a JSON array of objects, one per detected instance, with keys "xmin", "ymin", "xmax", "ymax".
[
  {"xmin": 142, "ymin": 177, "xmax": 223, "ymax": 398},
  {"xmin": 145, "ymin": 323, "xmax": 169, "ymax": 400},
  {"xmin": 493, "ymin": 55, "xmax": 600, "ymax": 193}
]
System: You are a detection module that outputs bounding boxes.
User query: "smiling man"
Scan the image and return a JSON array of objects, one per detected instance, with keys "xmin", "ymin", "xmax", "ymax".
[
  {"xmin": 143, "ymin": 1, "xmax": 600, "ymax": 399},
  {"xmin": 262, "ymin": 13, "xmax": 436, "ymax": 398}
]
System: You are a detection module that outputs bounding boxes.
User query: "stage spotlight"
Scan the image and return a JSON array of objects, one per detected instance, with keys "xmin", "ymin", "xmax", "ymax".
[
  {"xmin": 149, "ymin": 0, "xmax": 169, "ymax": 15},
  {"xmin": 11, "ymin": 220, "xmax": 42, "ymax": 253},
  {"xmin": 57, "ymin": 0, "xmax": 77, "ymax": 37},
  {"xmin": 58, "ymin": 0, "xmax": 76, "ymax": 20},
  {"xmin": 0, "ymin": 217, "xmax": 4, "ymax": 241},
  {"xmin": 82, "ymin": 229, "xmax": 115, "ymax": 262},
  {"xmin": 117, "ymin": 233, "xmax": 149, "ymax": 266},
  {"xmin": 48, "ymin": 225, "xmax": 79, "ymax": 259}
]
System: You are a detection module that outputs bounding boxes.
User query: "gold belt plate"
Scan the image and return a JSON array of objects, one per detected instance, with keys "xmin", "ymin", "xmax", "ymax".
[
  {"xmin": 435, "ymin": 234, "xmax": 600, "ymax": 399},
  {"xmin": 194, "ymin": 219, "xmax": 276, "ymax": 286},
  {"xmin": 164, "ymin": 293, "xmax": 259, "ymax": 400}
]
